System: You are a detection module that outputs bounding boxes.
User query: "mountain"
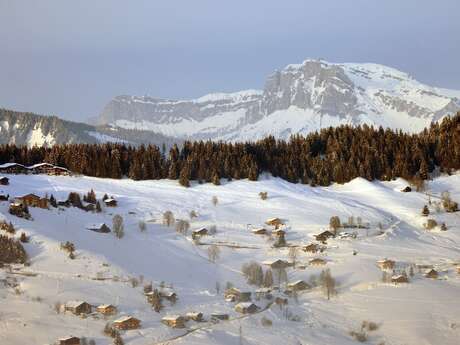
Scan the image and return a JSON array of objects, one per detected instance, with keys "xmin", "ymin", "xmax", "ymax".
[
  {"xmin": 98, "ymin": 59, "xmax": 460, "ymax": 141},
  {"xmin": 0, "ymin": 108, "xmax": 179, "ymax": 147}
]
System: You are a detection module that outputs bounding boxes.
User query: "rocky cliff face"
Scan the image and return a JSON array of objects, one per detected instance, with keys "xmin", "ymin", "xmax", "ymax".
[{"xmin": 98, "ymin": 59, "xmax": 460, "ymax": 141}]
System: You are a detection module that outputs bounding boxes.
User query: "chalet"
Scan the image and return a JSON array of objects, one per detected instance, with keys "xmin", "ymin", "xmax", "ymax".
[
  {"xmin": 0, "ymin": 176, "xmax": 9, "ymax": 185},
  {"xmin": 185, "ymin": 312, "xmax": 204, "ymax": 322},
  {"xmin": 309, "ymin": 258, "xmax": 327, "ymax": 266},
  {"xmin": 86, "ymin": 223, "xmax": 111, "ymax": 233},
  {"xmin": 262, "ymin": 259, "xmax": 290, "ymax": 270},
  {"xmin": 65, "ymin": 301, "xmax": 92, "ymax": 315},
  {"xmin": 224, "ymin": 287, "xmax": 251, "ymax": 302},
  {"xmin": 161, "ymin": 315, "xmax": 186, "ymax": 328},
  {"xmin": 315, "ymin": 230, "xmax": 335, "ymax": 242},
  {"xmin": 391, "ymin": 275, "xmax": 409, "ymax": 284},
  {"xmin": 17, "ymin": 193, "xmax": 48, "ymax": 209},
  {"xmin": 28, "ymin": 163, "xmax": 70, "ymax": 176},
  {"xmin": 255, "ymin": 288, "xmax": 272, "ymax": 299},
  {"xmin": 424, "ymin": 269, "xmax": 438, "ymax": 279},
  {"xmin": 211, "ymin": 313, "xmax": 229, "ymax": 321},
  {"xmin": 103, "ymin": 198, "xmax": 117, "ymax": 207},
  {"xmin": 401, "ymin": 186, "xmax": 412, "ymax": 193},
  {"xmin": 192, "ymin": 227, "xmax": 208, "ymax": 239},
  {"xmin": 265, "ymin": 218, "xmax": 283, "ymax": 228},
  {"xmin": 0, "ymin": 194, "xmax": 9, "ymax": 201},
  {"xmin": 287, "ymin": 280, "xmax": 311, "ymax": 291},
  {"xmin": 234, "ymin": 302, "xmax": 259, "ymax": 314},
  {"xmin": 159, "ymin": 289, "xmax": 177, "ymax": 302},
  {"xmin": 59, "ymin": 336, "xmax": 81, "ymax": 345},
  {"xmin": 377, "ymin": 259, "xmax": 395, "ymax": 270},
  {"xmin": 96, "ymin": 304, "xmax": 117, "ymax": 315},
  {"xmin": 0, "ymin": 163, "xmax": 28, "ymax": 174},
  {"xmin": 251, "ymin": 227, "xmax": 267, "ymax": 235},
  {"xmin": 9, "ymin": 201, "xmax": 30, "ymax": 219},
  {"xmin": 112, "ymin": 316, "xmax": 141, "ymax": 330},
  {"xmin": 302, "ymin": 243, "xmax": 319, "ymax": 253}
]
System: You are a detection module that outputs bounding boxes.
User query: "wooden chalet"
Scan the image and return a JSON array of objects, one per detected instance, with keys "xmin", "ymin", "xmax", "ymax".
[
  {"xmin": 159, "ymin": 289, "xmax": 177, "ymax": 302},
  {"xmin": 315, "ymin": 230, "xmax": 335, "ymax": 242},
  {"xmin": 28, "ymin": 163, "xmax": 70, "ymax": 176},
  {"xmin": 0, "ymin": 163, "xmax": 28, "ymax": 174},
  {"xmin": 0, "ymin": 176, "xmax": 9, "ymax": 185},
  {"xmin": 265, "ymin": 218, "xmax": 283, "ymax": 228},
  {"xmin": 224, "ymin": 287, "xmax": 251, "ymax": 302},
  {"xmin": 424, "ymin": 269, "xmax": 438, "ymax": 279},
  {"xmin": 391, "ymin": 274, "xmax": 409, "ymax": 284},
  {"xmin": 96, "ymin": 304, "xmax": 117, "ymax": 315},
  {"xmin": 309, "ymin": 258, "xmax": 327, "ymax": 266},
  {"xmin": 112, "ymin": 316, "xmax": 141, "ymax": 330},
  {"xmin": 211, "ymin": 313, "xmax": 229, "ymax": 321},
  {"xmin": 17, "ymin": 193, "xmax": 48, "ymax": 209},
  {"xmin": 8, "ymin": 201, "xmax": 30, "ymax": 219},
  {"xmin": 86, "ymin": 223, "xmax": 111, "ymax": 233},
  {"xmin": 59, "ymin": 336, "xmax": 81, "ymax": 345},
  {"xmin": 65, "ymin": 301, "xmax": 92, "ymax": 315},
  {"xmin": 251, "ymin": 227, "xmax": 267, "ymax": 235},
  {"xmin": 192, "ymin": 227, "xmax": 208, "ymax": 239},
  {"xmin": 185, "ymin": 312, "xmax": 204, "ymax": 322},
  {"xmin": 234, "ymin": 302, "xmax": 259, "ymax": 314},
  {"xmin": 255, "ymin": 288, "xmax": 272, "ymax": 299},
  {"xmin": 262, "ymin": 259, "xmax": 290, "ymax": 270},
  {"xmin": 377, "ymin": 259, "xmax": 395, "ymax": 270},
  {"xmin": 287, "ymin": 280, "xmax": 311, "ymax": 291},
  {"xmin": 103, "ymin": 198, "xmax": 117, "ymax": 207},
  {"xmin": 302, "ymin": 243, "xmax": 319, "ymax": 253},
  {"xmin": 161, "ymin": 315, "xmax": 186, "ymax": 328}
]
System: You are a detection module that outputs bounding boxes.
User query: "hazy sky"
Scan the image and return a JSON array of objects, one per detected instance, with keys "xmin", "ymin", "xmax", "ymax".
[{"xmin": 1, "ymin": 0, "xmax": 459, "ymax": 121}]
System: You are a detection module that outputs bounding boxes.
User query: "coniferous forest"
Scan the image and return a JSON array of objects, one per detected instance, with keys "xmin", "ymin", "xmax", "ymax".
[{"xmin": 0, "ymin": 113, "xmax": 459, "ymax": 187}]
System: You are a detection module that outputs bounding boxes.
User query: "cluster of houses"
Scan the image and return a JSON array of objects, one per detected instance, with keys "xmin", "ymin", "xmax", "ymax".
[
  {"xmin": 0, "ymin": 162, "xmax": 70, "ymax": 176},
  {"xmin": 377, "ymin": 259, "xmax": 446, "ymax": 283}
]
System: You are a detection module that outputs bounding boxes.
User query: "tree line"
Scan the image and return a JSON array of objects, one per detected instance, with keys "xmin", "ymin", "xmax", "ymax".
[{"xmin": 0, "ymin": 113, "xmax": 459, "ymax": 187}]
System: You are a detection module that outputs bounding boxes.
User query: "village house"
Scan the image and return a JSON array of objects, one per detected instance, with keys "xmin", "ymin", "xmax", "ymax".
[
  {"xmin": 234, "ymin": 302, "xmax": 259, "ymax": 314},
  {"xmin": 224, "ymin": 287, "xmax": 251, "ymax": 302},
  {"xmin": 391, "ymin": 274, "xmax": 409, "ymax": 284},
  {"xmin": 185, "ymin": 312, "xmax": 204, "ymax": 322},
  {"xmin": 86, "ymin": 223, "xmax": 111, "ymax": 233},
  {"xmin": 103, "ymin": 198, "xmax": 117, "ymax": 207},
  {"xmin": 0, "ymin": 163, "xmax": 28, "ymax": 174},
  {"xmin": 16, "ymin": 193, "xmax": 48, "ymax": 209},
  {"xmin": 302, "ymin": 243, "xmax": 320, "ymax": 253},
  {"xmin": 287, "ymin": 280, "xmax": 311, "ymax": 291},
  {"xmin": 28, "ymin": 163, "xmax": 70, "ymax": 176},
  {"xmin": 251, "ymin": 227, "xmax": 267, "ymax": 235},
  {"xmin": 255, "ymin": 288, "xmax": 272, "ymax": 299},
  {"xmin": 262, "ymin": 259, "xmax": 290, "ymax": 270},
  {"xmin": 65, "ymin": 301, "xmax": 92, "ymax": 315},
  {"xmin": 0, "ymin": 176, "xmax": 9, "ymax": 185},
  {"xmin": 96, "ymin": 304, "xmax": 117, "ymax": 315},
  {"xmin": 8, "ymin": 201, "xmax": 30, "ymax": 219},
  {"xmin": 211, "ymin": 313, "xmax": 229, "ymax": 321},
  {"xmin": 265, "ymin": 217, "xmax": 283, "ymax": 228},
  {"xmin": 58, "ymin": 336, "xmax": 81, "ymax": 345},
  {"xmin": 191, "ymin": 227, "xmax": 208, "ymax": 240},
  {"xmin": 309, "ymin": 258, "xmax": 327, "ymax": 266},
  {"xmin": 424, "ymin": 269, "xmax": 438, "ymax": 279},
  {"xmin": 159, "ymin": 289, "xmax": 177, "ymax": 302},
  {"xmin": 377, "ymin": 259, "xmax": 395, "ymax": 270},
  {"xmin": 315, "ymin": 230, "xmax": 335, "ymax": 242},
  {"xmin": 161, "ymin": 315, "xmax": 186, "ymax": 328},
  {"xmin": 112, "ymin": 316, "xmax": 141, "ymax": 330}
]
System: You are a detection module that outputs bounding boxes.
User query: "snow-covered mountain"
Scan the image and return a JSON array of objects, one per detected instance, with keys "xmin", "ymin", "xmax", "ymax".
[{"xmin": 98, "ymin": 59, "xmax": 460, "ymax": 141}]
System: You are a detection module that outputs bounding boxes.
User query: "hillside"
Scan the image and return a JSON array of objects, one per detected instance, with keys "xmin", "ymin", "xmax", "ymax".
[
  {"xmin": 98, "ymin": 59, "xmax": 460, "ymax": 141},
  {"xmin": 0, "ymin": 173, "xmax": 459, "ymax": 345}
]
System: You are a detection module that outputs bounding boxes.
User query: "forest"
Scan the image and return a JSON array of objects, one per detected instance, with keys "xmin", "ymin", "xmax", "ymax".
[{"xmin": 0, "ymin": 113, "xmax": 459, "ymax": 187}]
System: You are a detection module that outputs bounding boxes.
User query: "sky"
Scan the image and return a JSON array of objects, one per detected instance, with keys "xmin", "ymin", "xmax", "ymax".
[{"xmin": 0, "ymin": 0, "xmax": 459, "ymax": 121}]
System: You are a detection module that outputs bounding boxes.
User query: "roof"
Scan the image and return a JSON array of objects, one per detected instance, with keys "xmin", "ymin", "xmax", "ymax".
[
  {"xmin": 262, "ymin": 259, "xmax": 288, "ymax": 265},
  {"xmin": 104, "ymin": 198, "xmax": 116, "ymax": 202},
  {"xmin": 59, "ymin": 336, "xmax": 80, "ymax": 341},
  {"xmin": 266, "ymin": 217, "xmax": 281, "ymax": 222},
  {"xmin": 289, "ymin": 279, "xmax": 308, "ymax": 286},
  {"xmin": 98, "ymin": 304, "xmax": 115, "ymax": 308},
  {"xmin": 192, "ymin": 227, "xmax": 207, "ymax": 233},
  {"xmin": 29, "ymin": 163, "xmax": 54, "ymax": 169},
  {"xmin": 162, "ymin": 315, "xmax": 184, "ymax": 321},
  {"xmin": 0, "ymin": 176, "xmax": 9, "ymax": 179},
  {"xmin": 114, "ymin": 316, "xmax": 139, "ymax": 323},
  {"xmin": 19, "ymin": 193, "xmax": 40, "ymax": 199},
  {"xmin": 86, "ymin": 223, "xmax": 109, "ymax": 229},
  {"xmin": 0, "ymin": 163, "xmax": 25, "ymax": 168},
  {"xmin": 66, "ymin": 300, "xmax": 88, "ymax": 308},
  {"xmin": 235, "ymin": 302, "xmax": 257, "ymax": 308}
]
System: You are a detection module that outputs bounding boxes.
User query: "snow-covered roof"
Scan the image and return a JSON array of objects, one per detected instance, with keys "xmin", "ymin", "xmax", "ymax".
[
  {"xmin": 104, "ymin": 198, "xmax": 116, "ymax": 202},
  {"xmin": 192, "ymin": 227, "xmax": 207, "ymax": 233},
  {"xmin": 162, "ymin": 315, "xmax": 183, "ymax": 321},
  {"xmin": 28, "ymin": 163, "xmax": 54, "ymax": 169},
  {"xmin": 114, "ymin": 316, "xmax": 138, "ymax": 323},
  {"xmin": 0, "ymin": 163, "xmax": 25, "ymax": 168},
  {"xmin": 98, "ymin": 304, "xmax": 115, "ymax": 308},
  {"xmin": 235, "ymin": 302, "xmax": 257, "ymax": 308},
  {"xmin": 66, "ymin": 300, "xmax": 87, "ymax": 308},
  {"xmin": 86, "ymin": 223, "xmax": 108, "ymax": 229},
  {"xmin": 289, "ymin": 280, "xmax": 307, "ymax": 286},
  {"xmin": 262, "ymin": 259, "xmax": 287, "ymax": 265}
]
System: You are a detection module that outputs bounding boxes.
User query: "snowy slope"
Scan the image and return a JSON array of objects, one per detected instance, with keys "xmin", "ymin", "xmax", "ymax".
[
  {"xmin": 1, "ymin": 173, "xmax": 460, "ymax": 345},
  {"xmin": 99, "ymin": 59, "xmax": 460, "ymax": 141}
]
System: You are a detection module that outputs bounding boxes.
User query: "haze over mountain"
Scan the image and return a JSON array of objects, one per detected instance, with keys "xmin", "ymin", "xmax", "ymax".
[{"xmin": 98, "ymin": 59, "xmax": 460, "ymax": 142}]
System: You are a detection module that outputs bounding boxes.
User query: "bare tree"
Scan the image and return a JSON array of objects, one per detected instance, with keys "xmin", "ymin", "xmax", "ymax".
[
  {"xmin": 319, "ymin": 268, "xmax": 337, "ymax": 300},
  {"xmin": 212, "ymin": 196, "xmax": 218, "ymax": 206},
  {"xmin": 242, "ymin": 261, "xmax": 264, "ymax": 286},
  {"xmin": 112, "ymin": 214, "xmax": 124, "ymax": 239},
  {"xmin": 329, "ymin": 216, "xmax": 341, "ymax": 234},
  {"xmin": 208, "ymin": 244, "xmax": 220, "ymax": 263},
  {"xmin": 175, "ymin": 219, "xmax": 190, "ymax": 235},
  {"xmin": 288, "ymin": 247, "xmax": 298, "ymax": 267},
  {"xmin": 138, "ymin": 220, "xmax": 146, "ymax": 232},
  {"xmin": 162, "ymin": 211, "xmax": 175, "ymax": 227},
  {"xmin": 263, "ymin": 268, "xmax": 274, "ymax": 288}
]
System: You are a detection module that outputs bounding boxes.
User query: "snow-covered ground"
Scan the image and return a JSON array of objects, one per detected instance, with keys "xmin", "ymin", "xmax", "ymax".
[{"xmin": 0, "ymin": 173, "xmax": 459, "ymax": 345}]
